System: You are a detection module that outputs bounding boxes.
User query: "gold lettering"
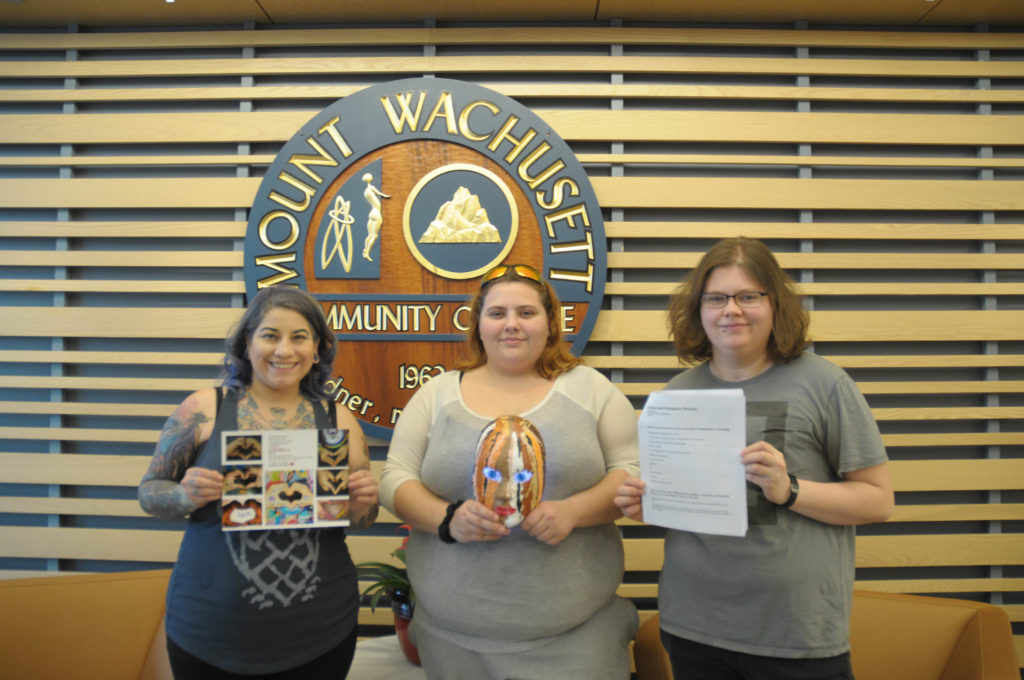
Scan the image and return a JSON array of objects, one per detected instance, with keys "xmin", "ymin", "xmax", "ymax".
[
  {"xmin": 517, "ymin": 142, "xmax": 565, "ymax": 190},
  {"xmin": 487, "ymin": 115, "xmax": 537, "ymax": 164},
  {"xmin": 255, "ymin": 253, "xmax": 298, "ymax": 288},
  {"xmin": 536, "ymin": 177, "xmax": 579, "ymax": 210},
  {"xmin": 458, "ymin": 100, "xmax": 499, "ymax": 141},
  {"xmin": 258, "ymin": 211, "xmax": 299, "ymax": 250},
  {"xmin": 549, "ymin": 232, "xmax": 594, "ymax": 260},
  {"xmin": 421, "ymin": 304, "xmax": 441, "ymax": 332},
  {"xmin": 288, "ymin": 136, "xmax": 338, "ymax": 184},
  {"xmin": 269, "ymin": 171, "xmax": 317, "ymax": 212},
  {"xmin": 380, "ymin": 305, "xmax": 401, "ymax": 332},
  {"xmin": 543, "ymin": 203, "xmax": 591, "ymax": 238},
  {"xmin": 424, "ymin": 91, "xmax": 458, "ymax": 135},
  {"xmin": 560, "ymin": 304, "xmax": 576, "ymax": 333},
  {"xmin": 381, "ymin": 91, "xmax": 427, "ymax": 133},
  {"xmin": 550, "ymin": 263, "xmax": 595, "ymax": 294},
  {"xmin": 452, "ymin": 304, "xmax": 472, "ymax": 331},
  {"xmin": 318, "ymin": 116, "xmax": 354, "ymax": 158}
]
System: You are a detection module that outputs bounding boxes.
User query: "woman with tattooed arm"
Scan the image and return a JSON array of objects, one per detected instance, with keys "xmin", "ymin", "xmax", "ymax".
[{"xmin": 138, "ymin": 286, "xmax": 378, "ymax": 680}]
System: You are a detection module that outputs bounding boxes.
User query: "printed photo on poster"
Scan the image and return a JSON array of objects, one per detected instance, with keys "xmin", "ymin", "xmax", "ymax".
[{"xmin": 220, "ymin": 428, "xmax": 351, "ymax": 531}]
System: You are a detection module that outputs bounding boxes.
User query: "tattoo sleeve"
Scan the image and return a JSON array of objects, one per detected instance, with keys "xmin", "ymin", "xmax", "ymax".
[
  {"xmin": 348, "ymin": 440, "xmax": 379, "ymax": 531},
  {"xmin": 138, "ymin": 406, "xmax": 210, "ymax": 521}
]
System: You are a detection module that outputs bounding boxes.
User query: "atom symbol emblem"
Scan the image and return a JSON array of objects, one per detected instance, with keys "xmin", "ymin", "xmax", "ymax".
[{"xmin": 321, "ymin": 195, "xmax": 355, "ymax": 273}]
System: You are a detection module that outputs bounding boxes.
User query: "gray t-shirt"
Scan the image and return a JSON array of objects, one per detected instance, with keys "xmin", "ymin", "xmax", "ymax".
[
  {"xmin": 380, "ymin": 366, "xmax": 639, "ymax": 653},
  {"xmin": 658, "ymin": 352, "xmax": 887, "ymax": 658}
]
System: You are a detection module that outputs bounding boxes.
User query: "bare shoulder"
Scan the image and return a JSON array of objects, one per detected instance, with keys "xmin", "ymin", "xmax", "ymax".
[{"xmin": 169, "ymin": 387, "xmax": 219, "ymax": 443}]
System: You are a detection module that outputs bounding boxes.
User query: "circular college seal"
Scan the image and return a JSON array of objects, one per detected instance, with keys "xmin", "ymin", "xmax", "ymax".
[{"xmin": 245, "ymin": 77, "xmax": 606, "ymax": 440}]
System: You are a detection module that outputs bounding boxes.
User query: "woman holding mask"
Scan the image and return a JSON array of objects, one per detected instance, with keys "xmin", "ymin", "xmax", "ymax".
[
  {"xmin": 138, "ymin": 286, "xmax": 378, "ymax": 679},
  {"xmin": 380, "ymin": 263, "xmax": 639, "ymax": 680},
  {"xmin": 616, "ymin": 237, "xmax": 893, "ymax": 680}
]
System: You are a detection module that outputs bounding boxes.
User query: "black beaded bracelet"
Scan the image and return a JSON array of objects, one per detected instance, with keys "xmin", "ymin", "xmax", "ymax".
[{"xmin": 438, "ymin": 500, "xmax": 465, "ymax": 544}]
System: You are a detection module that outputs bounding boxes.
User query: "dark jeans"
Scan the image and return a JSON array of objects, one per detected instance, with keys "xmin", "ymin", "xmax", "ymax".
[
  {"xmin": 167, "ymin": 626, "xmax": 358, "ymax": 680},
  {"xmin": 660, "ymin": 629, "xmax": 855, "ymax": 680}
]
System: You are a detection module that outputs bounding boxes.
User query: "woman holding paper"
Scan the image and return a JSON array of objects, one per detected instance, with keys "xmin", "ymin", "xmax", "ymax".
[
  {"xmin": 138, "ymin": 285, "xmax": 378, "ymax": 679},
  {"xmin": 615, "ymin": 237, "xmax": 893, "ymax": 680},
  {"xmin": 380, "ymin": 263, "xmax": 639, "ymax": 680}
]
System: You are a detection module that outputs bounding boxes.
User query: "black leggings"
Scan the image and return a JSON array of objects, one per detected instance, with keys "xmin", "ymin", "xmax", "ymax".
[
  {"xmin": 660, "ymin": 630, "xmax": 855, "ymax": 680},
  {"xmin": 167, "ymin": 626, "xmax": 358, "ymax": 680}
]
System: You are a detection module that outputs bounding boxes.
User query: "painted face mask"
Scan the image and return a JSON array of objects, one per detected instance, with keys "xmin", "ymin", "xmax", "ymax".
[{"xmin": 473, "ymin": 415, "xmax": 545, "ymax": 528}]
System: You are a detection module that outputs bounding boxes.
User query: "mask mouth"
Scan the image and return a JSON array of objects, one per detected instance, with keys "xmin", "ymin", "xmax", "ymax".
[{"xmin": 494, "ymin": 506, "xmax": 516, "ymax": 516}]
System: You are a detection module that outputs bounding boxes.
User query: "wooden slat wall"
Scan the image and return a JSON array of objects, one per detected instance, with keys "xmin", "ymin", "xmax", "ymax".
[{"xmin": 1, "ymin": 22, "xmax": 1022, "ymax": 665}]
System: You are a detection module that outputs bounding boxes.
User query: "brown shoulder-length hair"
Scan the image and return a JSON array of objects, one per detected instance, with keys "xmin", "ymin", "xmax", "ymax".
[
  {"xmin": 454, "ymin": 267, "xmax": 580, "ymax": 379},
  {"xmin": 222, "ymin": 286, "xmax": 337, "ymax": 401},
  {"xmin": 667, "ymin": 237, "xmax": 809, "ymax": 365}
]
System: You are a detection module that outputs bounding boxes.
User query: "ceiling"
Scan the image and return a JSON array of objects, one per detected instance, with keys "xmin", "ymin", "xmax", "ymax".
[{"xmin": 0, "ymin": 0, "xmax": 1022, "ymax": 29}]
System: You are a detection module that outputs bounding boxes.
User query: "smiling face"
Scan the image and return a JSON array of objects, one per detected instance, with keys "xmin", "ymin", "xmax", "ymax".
[
  {"xmin": 701, "ymin": 265, "xmax": 774, "ymax": 366},
  {"xmin": 473, "ymin": 415, "xmax": 545, "ymax": 528},
  {"xmin": 245, "ymin": 306, "xmax": 317, "ymax": 394},
  {"xmin": 478, "ymin": 281, "xmax": 550, "ymax": 375}
]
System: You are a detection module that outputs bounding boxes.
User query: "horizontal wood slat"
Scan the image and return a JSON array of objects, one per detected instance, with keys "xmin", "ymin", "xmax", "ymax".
[
  {"xmin": 617, "ymin": 381, "xmax": 1024, "ymax": 398},
  {"xmin": 624, "ymin": 534, "xmax": 1024, "ymax": 572},
  {"xmin": 582, "ymin": 354, "xmax": 1024, "ymax": 370},
  {"xmin": 10, "ymin": 426, "xmax": 1008, "ymax": 448},
  {"xmin": 15, "ymin": 279, "xmax": 1024, "ymax": 297},
  {"xmin": 608, "ymin": 251, "xmax": 1023, "ymax": 270},
  {"xmin": 5, "ymin": 496, "xmax": 1022, "ymax": 524},
  {"xmin": 4, "ymin": 176, "xmax": 1023, "ymax": 211},
  {"xmin": 0, "ymin": 280, "xmax": 244, "ymax": 294},
  {"xmin": 604, "ymin": 282, "xmax": 1024, "ymax": 296},
  {"xmin": 0, "ymin": 251, "xmax": 240, "ymax": 268},
  {"xmin": 4, "ymin": 54, "xmax": 1024, "ymax": 80},
  {"xmin": 0, "ymin": 221, "xmax": 245, "ymax": 238},
  {"xmin": 7, "ymin": 428, "xmax": 1020, "ymax": 449},
  {"xmin": 3, "ymin": 308, "xmax": 1022, "ymax": 343},
  {"xmin": 2, "ymin": 111, "xmax": 1023, "ymax": 146},
  {"xmin": 7, "ymin": 350, "xmax": 1023, "ymax": 371},
  {"xmin": 603, "ymin": 222, "xmax": 1024, "ymax": 240},
  {"xmin": 0, "ymin": 27, "xmax": 1020, "ymax": 51},
  {"xmin": 0, "ymin": 526, "xmax": 401, "ymax": 565},
  {"xmin": 4, "ymin": 84, "xmax": 1024, "ymax": 106},
  {"xmin": 3, "ymin": 455, "xmax": 1017, "ymax": 494},
  {"xmin": 5, "ymin": 27, "xmax": 1024, "ymax": 51},
  {"xmin": 1, "ymin": 528, "xmax": 1020, "ymax": 571},
  {"xmin": 854, "ymin": 578, "xmax": 1024, "ymax": 594},
  {"xmin": 2, "ymin": 399, "xmax": 1018, "ymax": 423},
  {"xmin": 4, "ymin": 150, "xmax": 1024, "ymax": 169},
  {"xmin": 6, "ymin": 251, "xmax": 1022, "ymax": 272},
  {"xmin": 3, "ymin": 308, "xmax": 1022, "ymax": 342}
]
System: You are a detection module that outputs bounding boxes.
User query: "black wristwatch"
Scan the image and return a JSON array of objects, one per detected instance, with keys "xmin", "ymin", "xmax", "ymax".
[
  {"xmin": 778, "ymin": 474, "xmax": 800, "ymax": 509},
  {"xmin": 438, "ymin": 500, "xmax": 464, "ymax": 544}
]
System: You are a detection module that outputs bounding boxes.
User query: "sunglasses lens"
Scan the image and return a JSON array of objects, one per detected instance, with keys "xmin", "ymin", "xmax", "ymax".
[{"xmin": 482, "ymin": 264, "xmax": 541, "ymax": 284}]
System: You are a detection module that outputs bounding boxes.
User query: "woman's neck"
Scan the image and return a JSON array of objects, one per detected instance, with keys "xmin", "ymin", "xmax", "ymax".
[
  {"xmin": 708, "ymin": 352, "xmax": 773, "ymax": 382},
  {"xmin": 245, "ymin": 380, "xmax": 304, "ymax": 409},
  {"xmin": 460, "ymin": 363, "xmax": 553, "ymax": 418}
]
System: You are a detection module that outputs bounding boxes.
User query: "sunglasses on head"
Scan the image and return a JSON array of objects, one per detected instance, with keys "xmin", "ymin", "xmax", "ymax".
[{"xmin": 481, "ymin": 264, "xmax": 542, "ymax": 285}]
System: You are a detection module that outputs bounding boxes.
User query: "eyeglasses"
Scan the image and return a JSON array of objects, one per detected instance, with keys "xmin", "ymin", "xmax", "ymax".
[
  {"xmin": 700, "ymin": 291, "xmax": 769, "ymax": 308},
  {"xmin": 481, "ymin": 264, "xmax": 542, "ymax": 285}
]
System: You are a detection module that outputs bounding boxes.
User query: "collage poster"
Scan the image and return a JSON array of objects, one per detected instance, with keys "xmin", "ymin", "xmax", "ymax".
[{"xmin": 220, "ymin": 428, "xmax": 351, "ymax": 531}]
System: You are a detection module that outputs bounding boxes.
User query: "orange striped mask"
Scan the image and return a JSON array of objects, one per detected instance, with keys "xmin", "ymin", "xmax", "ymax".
[{"xmin": 473, "ymin": 415, "xmax": 545, "ymax": 528}]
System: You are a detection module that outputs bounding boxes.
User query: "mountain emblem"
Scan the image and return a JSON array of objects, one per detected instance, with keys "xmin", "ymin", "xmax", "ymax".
[{"xmin": 418, "ymin": 186, "xmax": 500, "ymax": 243}]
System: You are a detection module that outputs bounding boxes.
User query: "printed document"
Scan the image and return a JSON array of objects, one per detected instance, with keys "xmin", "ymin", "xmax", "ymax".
[
  {"xmin": 219, "ymin": 427, "xmax": 352, "ymax": 531},
  {"xmin": 639, "ymin": 389, "xmax": 748, "ymax": 536}
]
